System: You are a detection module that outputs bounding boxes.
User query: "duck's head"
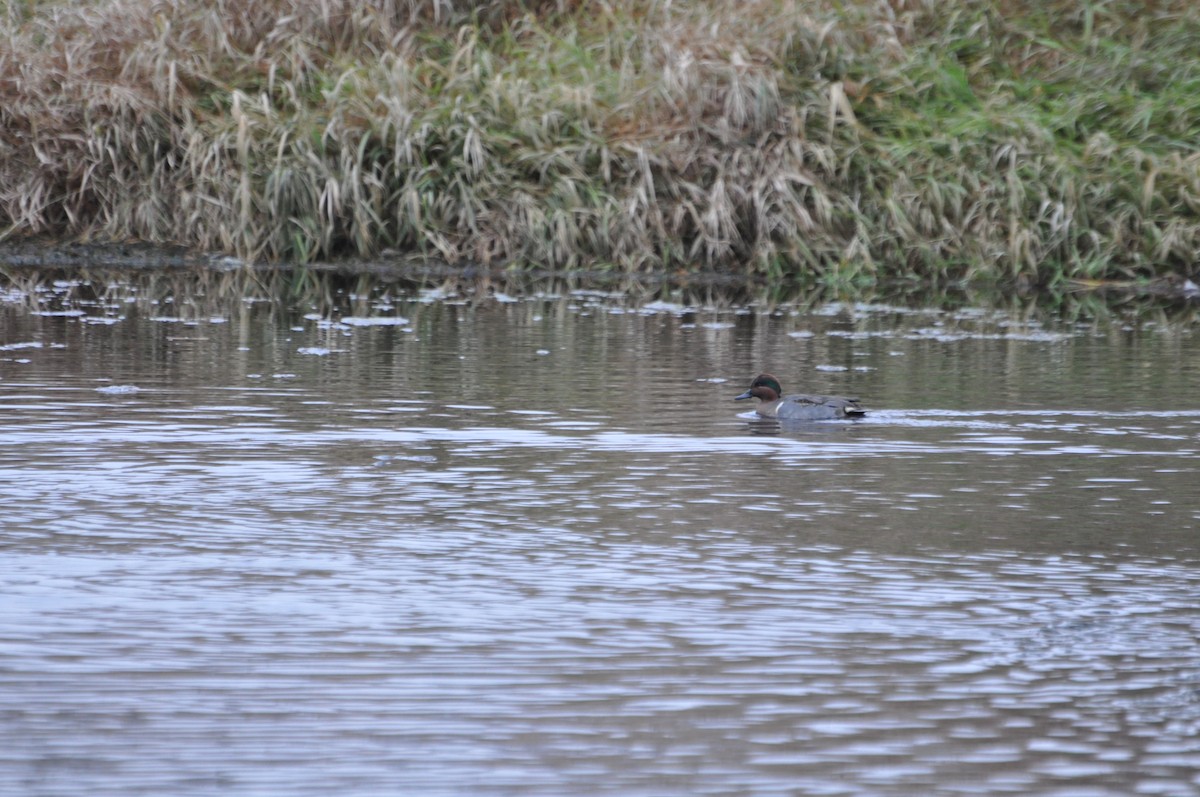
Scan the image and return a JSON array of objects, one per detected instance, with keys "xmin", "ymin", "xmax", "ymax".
[{"xmin": 734, "ymin": 373, "xmax": 783, "ymax": 402}]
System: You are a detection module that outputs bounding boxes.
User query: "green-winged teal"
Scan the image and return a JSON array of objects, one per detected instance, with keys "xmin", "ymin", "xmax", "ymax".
[{"xmin": 734, "ymin": 373, "xmax": 866, "ymax": 420}]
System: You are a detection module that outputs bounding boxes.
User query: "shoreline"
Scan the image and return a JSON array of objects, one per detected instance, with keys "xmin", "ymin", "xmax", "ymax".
[{"xmin": 4, "ymin": 1, "xmax": 1199, "ymax": 289}]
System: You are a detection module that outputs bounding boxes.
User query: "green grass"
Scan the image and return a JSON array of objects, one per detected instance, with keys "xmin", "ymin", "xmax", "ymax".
[
  {"xmin": 842, "ymin": 0, "xmax": 1200, "ymax": 283},
  {"xmin": 2, "ymin": 0, "xmax": 1199, "ymax": 289}
]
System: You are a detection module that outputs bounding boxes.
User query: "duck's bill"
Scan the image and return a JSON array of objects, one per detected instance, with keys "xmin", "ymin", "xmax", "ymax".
[{"xmin": 734, "ymin": 390, "xmax": 753, "ymax": 401}]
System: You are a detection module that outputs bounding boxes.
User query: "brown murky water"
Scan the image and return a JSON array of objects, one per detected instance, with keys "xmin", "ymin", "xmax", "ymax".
[{"xmin": 2, "ymin": 272, "xmax": 1200, "ymax": 796}]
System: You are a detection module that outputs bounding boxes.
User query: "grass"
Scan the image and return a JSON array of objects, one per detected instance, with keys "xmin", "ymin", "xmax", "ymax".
[{"xmin": 2, "ymin": 0, "xmax": 1199, "ymax": 289}]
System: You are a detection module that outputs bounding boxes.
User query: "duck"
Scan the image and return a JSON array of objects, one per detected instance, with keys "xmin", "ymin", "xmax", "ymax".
[{"xmin": 734, "ymin": 373, "xmax": 866, "ymax": 420}]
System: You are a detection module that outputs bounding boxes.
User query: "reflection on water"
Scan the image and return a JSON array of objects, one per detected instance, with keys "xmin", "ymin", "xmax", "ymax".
[{"xmin": 2, "ymin": 271, "xmax": 1200, "ymax": 796}]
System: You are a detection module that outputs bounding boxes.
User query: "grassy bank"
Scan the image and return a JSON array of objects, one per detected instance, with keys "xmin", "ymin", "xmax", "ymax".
[{"xmin": 2, "ymin": 0, "xmax": 1199, "ymax": 288}]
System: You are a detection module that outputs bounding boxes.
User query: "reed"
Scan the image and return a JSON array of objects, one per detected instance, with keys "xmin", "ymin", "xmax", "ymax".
[{"xmin": 2, "ymin": 0, "xmax": 1198, "ymax": 288}]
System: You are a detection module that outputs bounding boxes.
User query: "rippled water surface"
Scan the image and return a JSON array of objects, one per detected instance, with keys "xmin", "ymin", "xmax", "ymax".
[{"xmin": 3, "ymin": 273, "xmax": 1200, "ymax": 796}]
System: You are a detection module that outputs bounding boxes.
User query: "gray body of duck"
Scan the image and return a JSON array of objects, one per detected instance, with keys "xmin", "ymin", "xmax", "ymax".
[{"xmin": 734, "ymin": 373, "xmax": 866, "ymax": 420}]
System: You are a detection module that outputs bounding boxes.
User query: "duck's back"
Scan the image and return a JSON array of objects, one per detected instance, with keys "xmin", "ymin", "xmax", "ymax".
[{"xmin": 773, "ymin": 393, "xmax": 865, "ymax": 420}]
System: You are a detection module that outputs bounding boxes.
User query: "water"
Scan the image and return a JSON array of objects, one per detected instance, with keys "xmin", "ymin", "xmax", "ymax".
[{"xmin": 3, "ymin": 272, "xmax": 1200, "ymax": 795}]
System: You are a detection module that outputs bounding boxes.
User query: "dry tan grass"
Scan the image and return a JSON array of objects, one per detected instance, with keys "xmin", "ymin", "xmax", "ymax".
[{"xmin": 3, "ymin": 0, "xmax": 1199, "ymax": 287}]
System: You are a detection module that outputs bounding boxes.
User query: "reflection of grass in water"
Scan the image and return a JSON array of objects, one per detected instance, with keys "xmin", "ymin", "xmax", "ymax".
[
  {"xmin": 3, "ymin": 265, "xmax": 1198, "ymax": 329},
  {"xmin": 0, "ymin": 266, "xmax": 322, "ymax": 318},
  {"xmin": 2, "ymin": 0, "xmax": 1199, "ymax": 289}
]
